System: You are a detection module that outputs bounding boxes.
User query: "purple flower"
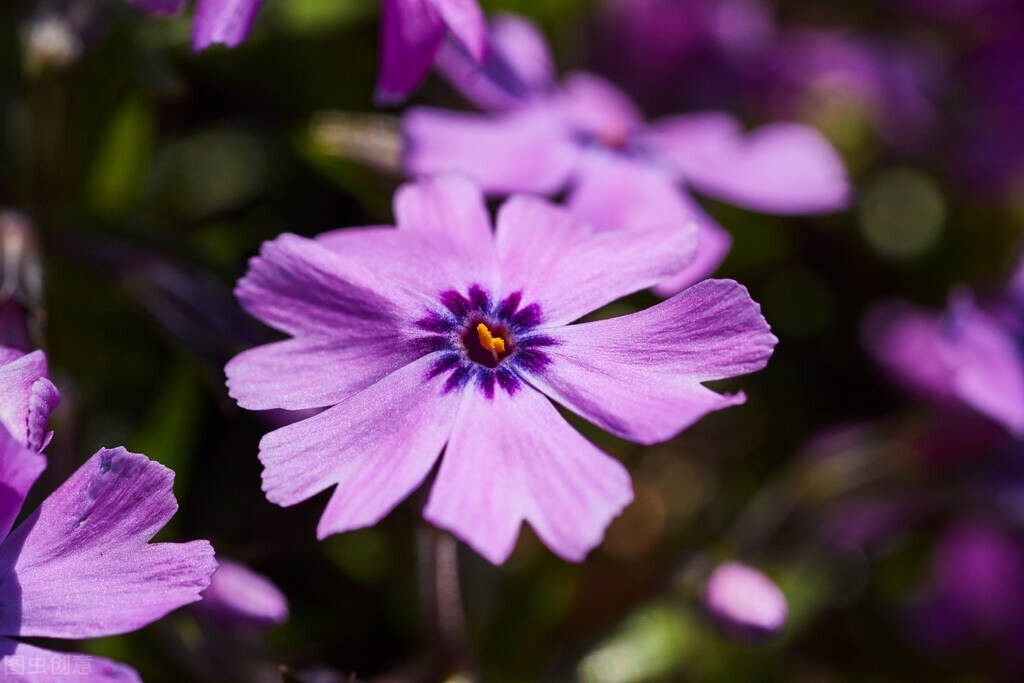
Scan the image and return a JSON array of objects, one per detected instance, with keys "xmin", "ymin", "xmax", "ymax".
[
  {"xmin": 0, "ymin": 431, "xmax": 216, "ymax": 680},
  {"xmin": 758, "ymin": 29, "xmax": 943, "ymax": 153},
  {"xmin": 865, "ymin": 257, "xmax": 1024, "ymax": 437},
  {"xmin": 127, "ymin": 0, "xmax": 486, "ymax": 103},
  {"xmin": 405, "ymin": 14, "xmax": 850, "ymax": 295},
  {"xmin": 911, "ymin": 521, "xmax": 1024, "ymax": 662},
  {"xmin": 0, "ymin": 347, "xmax": 59, "ymax": 455},
  {"xmin": 225, "ymin": 176, "xmax": 777, "ymax": 564},
  {"xmin": 195, "ymin": 558, "xmax": 289, "ymax": 630},
  {"xmin": 704, "ymin": 562, "xmax": 787, "ymax": 641}
]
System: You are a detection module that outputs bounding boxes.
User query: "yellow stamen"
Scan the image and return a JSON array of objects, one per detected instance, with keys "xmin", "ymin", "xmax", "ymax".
[{"xmin": 476, "ymin": 322, "xmax": 506, "ymax": 361}]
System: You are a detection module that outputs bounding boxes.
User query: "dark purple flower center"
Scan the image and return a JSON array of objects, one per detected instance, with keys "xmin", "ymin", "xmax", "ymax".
[{"xmin": 414, "ymin": 284, "xmax": 558, "ymax": 399}]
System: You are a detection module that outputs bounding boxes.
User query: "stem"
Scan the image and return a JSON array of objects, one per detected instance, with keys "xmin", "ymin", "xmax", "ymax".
[{"xmin": 417, "ymin": 524, "xmax": 473, "ymax": 680}]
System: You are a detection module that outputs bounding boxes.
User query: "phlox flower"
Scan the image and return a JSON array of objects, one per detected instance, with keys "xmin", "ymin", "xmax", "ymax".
[
  {"xmin": 0, "ymin": 432, "xmax": 216, "ymax": 681},
  {"xmin": 865, "ymin": 256, "xmax": 1024, "ymax": 437},
  {"xmin": 127, "ymin": 0, "xmax": 486, "ymax": 102},
  {"xmin": 403, "ymin": 14, "xmax": 850, "ymax": 295},
  {"xmin": 225, "ymin": 176, "xmax": 777, "ymax": 564}
]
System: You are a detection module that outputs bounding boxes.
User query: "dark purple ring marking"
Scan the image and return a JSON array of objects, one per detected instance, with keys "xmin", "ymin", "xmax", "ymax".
[{"xmin": 414, "ymin": 284, "xmax": 559, "ymax": 398}]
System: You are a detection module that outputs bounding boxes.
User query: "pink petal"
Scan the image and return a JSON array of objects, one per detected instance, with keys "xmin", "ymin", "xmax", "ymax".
[
  {"xmin": 0, "ymin": 638, "xmax": 140, "ymax": 681},
  {"xmin": 392, "ymin": 175, "xmax": 498, "ymax": 290},
  {"xmin": 235, "ymin": 233, "xmax": 428, "ymax": 339},
  {"xmin": 424, "ymin": 387, "xmax": 633, "ymax": 564},
  {"xmin": 314, "ymin": 226, "xmax": 482, "ymax": 311},
  {"xmin": 567, "ymin": 156, "xmax": 732, "ymax": 294},
  {"xmin": 644, "ymin": 112, "xmax": 851, "ymax": 214},
  {"xmin": 0, "ymin": 425, "xmax": 45, "ymax": 542},
  {"xmin": 530, "ymin": 280, "xmax": 776, "ymax": 444},
  {"xmin": 862, "ymin": 301, "xmax": 957, "ymax": 401},
  {"xmin": 557, "ymin": 72, "xmax": 645, "ymax": 141},
  {"xmin": 495, "ymin": 195, "xmax": 696, "ymax": 325},
  {"xmin": 192, "ymin": 0, "xmax": 262, "ymax": 51},
  {"xmin": 403, "ymin": 106, "xmax": 578, "ymax": 196},
  {"xmin": 947, "ymin": 295, "xmax": 1024, "ymax": 436},
  {"xmin": 375, "ymin": 0, "xmax": 446, "ymax": 104},
  {"xmin": 0, "ymin": 448, "xmax": 216, "ymax": 639},
  {"xmin": 226, "ymin": 336, "xmax": 416, "ymax": 411},
  {"xmin": 0, "ymin": 350, "xmax": 59, "ymax": 453},
  {"xmin": 256, "ymin": 355, "xmax": 460, "ymax": 537},
  {"xmin": 197, "ymin": 558, "xmax": 288, "ymax": 629}
]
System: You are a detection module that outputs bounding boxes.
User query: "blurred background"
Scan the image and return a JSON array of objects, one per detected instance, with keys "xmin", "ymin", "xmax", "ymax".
[{"xmin": 2, "ymin": 0, "xmax": 1023, "ymax": 681}]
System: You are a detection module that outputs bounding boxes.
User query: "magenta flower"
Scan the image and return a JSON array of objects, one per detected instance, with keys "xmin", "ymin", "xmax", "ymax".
[
  {"xmin": 405, "ymin": 14, "xmax": 850, "ymax": 294},
  {"xmin": 127, "ymin": 0, "xmax": 486, "ymax": 102},
  {"xmin": 865, "ymin": 257, "xmax": 1024, "ymax": 437},
  {"xmin": 0, "ymin": 431, "xmax": 216, "ymax": 680},
  {"xmin": 225, "ymin": 176, "xmax": 777, "ymax": 564},
  {"xmin": 0, "ymin": 346, "xmax": 59, "ymax": 455}
]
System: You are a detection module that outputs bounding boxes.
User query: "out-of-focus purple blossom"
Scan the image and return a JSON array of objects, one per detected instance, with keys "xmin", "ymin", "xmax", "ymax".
[
  {"xmin": 0, "ymin": 347, "xmax": 58, "ymax": 455},
  {"xmin": 195, "ymin": 558, "xmax": 289, "ymax": 630},
  {"xmin": 704, "ymin": 562, "xmax": 787, "ymax": 641},
  {"xmin": 126, "ymin": 0, "xmax": 486, "ymax": 103},
  {"xmin": 405, "ymin": 14, "xmax": 849, "ymax": 294},
  {"xmin": 758, "ymin": 29, "xmax": 944, "ymax": 153},
  {"xmin": 225, "ymin": 176, "xmax": 776, "ymax": 564},
  {"xmin": 957, "ymin": 36, "xmax": 1024, "ymax": 196},
  {"xmin": 594, "ymin": 0, "xmax": 774, "ymax": 110},
  {"xmin": 865, "ymin": 257, "xmax": 1024, "ymax": 438},
  {"xmin": 911, "ymin": 521, "xmax": 1024, "ymax": 664},
  {"xmin": 0, "ymin": 430, "xmax": 216, "ymax": 681}
]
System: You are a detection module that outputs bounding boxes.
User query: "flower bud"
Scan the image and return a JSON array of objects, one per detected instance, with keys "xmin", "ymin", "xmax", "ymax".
[{"xmin": 704, "ymin": 562, "xmax": 787, "ymax": 641}]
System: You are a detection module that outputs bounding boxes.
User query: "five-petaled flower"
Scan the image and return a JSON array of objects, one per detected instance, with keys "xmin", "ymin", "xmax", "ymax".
[
  {"xmin": 225, "ymin": 176, "xmax": 777, "ymax": 564},
  {"xmin": 404, "ymin": 14, "xmax": 851, "ymax": 295},
  {"xmin": 126, "ymin": 0, "xmax": 486, "ymax": 103}
]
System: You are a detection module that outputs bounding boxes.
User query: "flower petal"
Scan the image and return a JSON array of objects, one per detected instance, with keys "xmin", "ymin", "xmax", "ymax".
[
  {"xmin": 197, "ymin": 558, "xmax": 288, "ymax": 629},
  {"xmin": 376, "ymin": 0, "xmax": 446, "ymax": 104},
  {"xmin": 226, "ymin": 336, "xmax": 417, "ymax": 411},
  {"xmin": 437, "ymin": 13, "xmax": 555, "ymax": 110},
  {"xmin": 567, "ymin": 156, "xmax": 732, "ymax": 294},
  {"xmin": 495, "ymin": 195, "xmax": 696, "ymax": 325},
  {"xmin": 424, "ymin": 387, "xmax": 633, "ymax": 564},
  {"xmin": 192, "ymin": 0, "xmax": 262, "ymax": 51},
  {"xmin": 0, "ymin": 425, "xmax": 45, "ymax": 543},
  {"xmin": 257, "ymin": 355, "xmax": 460, "ymax": 536},
  {"xmin": 392, "ymin": 176, "xmax": 497, "ymax": 289},
  {"xmin": 0, "ymin": 638, "xmax": 140, "ymax": 682},
  {"xmin": 236, "ymin": 233, "xmax": 425, "ymax": 338},
  {"xmin": 0, "ymin": 350, "xmax": 59, "ymax": 453},
  {"xmin": 0, "ymin": 448, "xmax": 216, "ymax": 639},
  {"xmin": 528, "ymin": 280, "xmax": 777, "ymax": 444},
  {"xmin": 946, "ymin": 295, "xmax": 1024, "ymax": 435},
  {"xmin": 644, "ymin": 112, "xmax": 851, "ymax": 214},
  {"xmin": 431, "ymin": 0, "xmax": 487, "ymax": 62},
  {"xmin": 862, "ymin": 301, "xmax": 957, "ymax": 402},
  {"xmin": 557, "ymin": 72, "xmax": 645, "ymax": 140},
  {"xmin": 403, "ymin": 106, "xmax": 578, "ymax": 196},
  {"xmin": 315, "ymin": 226, "xmax": 480, "ymax": 309}
]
